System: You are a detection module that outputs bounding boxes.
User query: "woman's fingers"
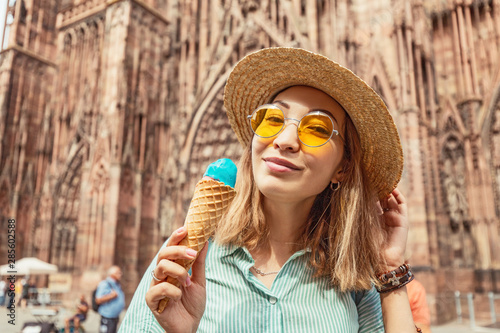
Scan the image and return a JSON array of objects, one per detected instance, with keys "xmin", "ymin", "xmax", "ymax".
[
  {"xmin": 391, "ymin": 187, "xmax": 403, "ymax": 202},
  {"xmin": 146, "ymin": 282, "xmax": 183, "ymax": 310},
  {"xmin": 380, "ymin": 188, "xmax": 406, "ymax": 212},
  {"xmin": 157, "ymin": 226, "xmax": 197, "ymax": 266},
  {"xmin": 152, "ymin": 259, "xmax": 191, "ymax": 287},
  {"xmin": 148, "ymin": 226, "xmax": 199, "ymax": 296},
  {"xmin": 190, "ymin": 242, "xmax": 208, "ymax": 286},
  {"xmin": 166, "ymin": 226, "xmax": 188, "ymax": 247},
  {"xmin": 152, "ymin": 246, "xmax": 197, "ymax": 287},
  {"xmin": 379, "ymin": 188, "xmax": 409, "ymax": 232},
  {"xmin": 156, "ymin": 246, "xmax": 198, "ymax": 265},
  {"xmin": 388, "ymin": 188, "xmax": 407, "ymax": 215}
]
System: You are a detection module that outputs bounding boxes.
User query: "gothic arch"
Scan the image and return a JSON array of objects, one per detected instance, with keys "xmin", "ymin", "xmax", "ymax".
[
  {"xmin": 180, "ymin": 65, "xmax": 234, "ymax": 165},
  {"xmin": 66, "ymin": 28, "xmax": 78, "ymax": 48},
  {"xmin": 75, "ymin": 22, "xmax": 89, "ymax": 41},
  {"xmin": 438, "ymin": 97, "xmax": 467, "ymax": 145},
  {"xmin": 189, "ymin": 92, "xmax": 241, "ymax": 170},
  {"xmin": 366, "ymin": 57, "xmax": 398, "ymax": 113},
  {"xmin": 177, "ymin": 50, "xmax": 244, "ymax": 217},
  {"xmin": 51, "ymin": 141, "xmax": 88, "ymax": 271},
  {"xmin": 180, "ymin": 14, "xmax": 295, "ymax": 168},
  {"xmin": 487, "ymin": 84, "xmax": 500, "ymax": 217},
  {"xmin": 182, "ymin": 89, "xmax": 242, "ymax": 209},
  {"xmin": 20, "ymin": 163, "xmax": 35, "ymax": 196},
  {"xmin": 63, "ymin": 32, "xmax": 72, "ymax": 51},
  {"xmin": 370, "ymin": 75, "xmax": 396, "ymax": 115},
  {"xmin": 85, "ymin": 152, "xmax": 111, "ymax": 269}
]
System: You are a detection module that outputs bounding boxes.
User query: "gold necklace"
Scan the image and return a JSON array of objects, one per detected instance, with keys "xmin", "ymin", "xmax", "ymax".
[{"xmin": 252, "ymin": 266, "xmax": 280, "ymax": 276}]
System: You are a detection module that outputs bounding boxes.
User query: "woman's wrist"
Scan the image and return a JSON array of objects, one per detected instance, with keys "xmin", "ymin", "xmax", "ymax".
[
  {"xmin": 383, "ymin": 263, "xmax": 404, "ymax": 271},
  {"xmin": 381, "ymin": 255, "xmax": 406, "ymax": 272}
]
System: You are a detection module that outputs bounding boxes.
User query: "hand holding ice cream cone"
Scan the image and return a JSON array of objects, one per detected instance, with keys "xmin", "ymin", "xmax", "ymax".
[{"xmin": 148, "ymin": 159, "xmax": 237, "ymax": 314}]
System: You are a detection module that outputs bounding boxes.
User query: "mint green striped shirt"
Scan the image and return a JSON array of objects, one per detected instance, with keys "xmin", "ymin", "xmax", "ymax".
[{"xmin": 119, "ymin": 241, "xmax": 384, "ymax": 332}]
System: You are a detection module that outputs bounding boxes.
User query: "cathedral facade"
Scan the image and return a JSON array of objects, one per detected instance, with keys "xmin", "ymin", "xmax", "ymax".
[{"xmin": 1, "ymin": 0, "xmax": 499, "ymax": 324}]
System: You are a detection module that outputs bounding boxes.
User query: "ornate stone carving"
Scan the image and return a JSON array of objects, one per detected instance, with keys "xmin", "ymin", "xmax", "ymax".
[
  {"xmin": 0, "ymin": 181, "xmax": 10, "ymax": 215},
  {"xmin": 441, "ymin": 136, "xmax": 475, "ymax": 268},
  {"xmin": 239, "ymin": 0, "xmax": 260, "ymax": 16},
  {"xmin": 491, "ymin": 99, "xmax": 500, "ymax": 217},
  {"xmin": 442, "ymin": 147, "xmax": 469, "ymax": 229}
]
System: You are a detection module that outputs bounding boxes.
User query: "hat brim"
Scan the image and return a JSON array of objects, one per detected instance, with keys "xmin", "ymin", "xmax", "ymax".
[{"xmin": 223, "ymin": 47, "xmax": 403, "ymax": 199}]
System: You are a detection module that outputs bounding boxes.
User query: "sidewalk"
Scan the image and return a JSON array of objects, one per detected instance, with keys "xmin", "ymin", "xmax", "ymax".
[
  {"xmin": 0, "ymin": 305, "xmax": 125, "ymax": 333},
  {"xmin": 433, "ymin": 321, "xmax": 500, "ymax": 333},
  {"xmin": 1, "ymin": 305, "xmax": 500, "ymax": 332}
]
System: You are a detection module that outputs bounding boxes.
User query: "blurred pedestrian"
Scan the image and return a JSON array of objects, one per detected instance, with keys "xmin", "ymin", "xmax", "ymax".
[
  {"xmin": 27, "ymin": 278, "xmax": 37, "ymax": 305},
  {"xmin": 95, "ymin": 266, "xmax": 125, "ymax": 333},
  {"xmin": 0, "ymin": 278, "xmax": 6, "ymax": 306},
  {"xmin": 17, "ymin": 277, "xmax": 29, "ymax": 308},
  {"xmin": 64, "ymin": 293, "xmax": 89, "ymax": 333},
  {"xmin": 407, "ymin": 278, "xmax": 431, "ymax": 332}
]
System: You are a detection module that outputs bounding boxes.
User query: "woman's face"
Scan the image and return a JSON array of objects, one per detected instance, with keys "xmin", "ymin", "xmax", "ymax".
[{"xmin": 251, "ymin": 86, "xmax": 346, "ymax": 204}]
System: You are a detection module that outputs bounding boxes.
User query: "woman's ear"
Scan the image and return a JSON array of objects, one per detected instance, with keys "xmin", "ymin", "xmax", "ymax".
[{"xmin": 331, "ymin": 167, "xmax": 345, "ymax": 184}]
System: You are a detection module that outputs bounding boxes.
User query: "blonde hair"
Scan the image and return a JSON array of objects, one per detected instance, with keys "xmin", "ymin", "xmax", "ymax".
[{"xmin": 215, "ymin": 116, "xmax": 386, "ymax": 291}]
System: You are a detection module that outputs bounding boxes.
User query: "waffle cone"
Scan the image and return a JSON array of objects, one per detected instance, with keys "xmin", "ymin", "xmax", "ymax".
[{"xmin": 157, "ymin": 178, "xmax": 236, "ymax": 313}]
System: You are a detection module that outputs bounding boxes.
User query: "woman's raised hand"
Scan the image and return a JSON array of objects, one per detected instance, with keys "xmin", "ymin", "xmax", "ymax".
[
  {"xmin": 145, "ymin": 227, "xmax": 208, "ymax": 332},
  {"xmin": 379, "ymin": 188, "xmax": 409, "ymax": 270}
]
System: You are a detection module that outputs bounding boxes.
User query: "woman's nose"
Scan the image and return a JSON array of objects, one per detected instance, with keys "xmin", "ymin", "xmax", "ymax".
[{"xmin": 273, "ymin": 121, "xmax": 300, "ymax": 151}]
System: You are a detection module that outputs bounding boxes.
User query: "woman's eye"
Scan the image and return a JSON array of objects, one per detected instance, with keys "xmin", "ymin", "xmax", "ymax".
[
  {"xmin": 265, "ymin": 116, "xmax": 284, "ymax": 124},
  {"xmin": 303, "ymin": 125, "xmax": 330, "ymax": 137},
  {"xmin": 314, "ymin": 125, "xmax": 329, "ymax": 134}
]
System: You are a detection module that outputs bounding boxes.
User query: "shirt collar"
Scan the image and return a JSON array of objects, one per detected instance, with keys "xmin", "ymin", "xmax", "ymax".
[
  {"xmin": 106, "ymin": 277, "xmax": 120, "ymax": 287},
  {"xmin": 218, "ymin": 242, "xmax": 311, "ymax": 258},
  {"xmin": 219, "ymin": 243, "xmax": 240, "ymax": 258}
]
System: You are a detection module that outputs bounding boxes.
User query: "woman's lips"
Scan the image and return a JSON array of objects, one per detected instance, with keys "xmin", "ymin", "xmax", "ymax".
[{"xmin": 263, "ymin": 157, "xmax": 301, "ymax": 172}]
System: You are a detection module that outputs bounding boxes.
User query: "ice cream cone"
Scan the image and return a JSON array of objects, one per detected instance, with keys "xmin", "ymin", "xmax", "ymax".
[{"xmin": 157, "ymin": 177, "xmax": 236, "ymax": 313}]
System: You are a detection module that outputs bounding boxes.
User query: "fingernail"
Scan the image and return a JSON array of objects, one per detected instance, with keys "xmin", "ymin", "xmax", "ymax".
[
  {"xmin": 176, "ymin": 226, "xmax": 185, "ymax": 233},
  {"xmin": 185, "ymin": 276, "xmax": 192, "ymax": 287},
  {"xmin": 186, "ymin": 248, "xmax": 197, "ymax": 257}
]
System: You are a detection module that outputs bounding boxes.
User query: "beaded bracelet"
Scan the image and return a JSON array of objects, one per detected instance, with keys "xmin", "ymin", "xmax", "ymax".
[
  {"xmin": 377, "ymin": 263, "xmax": 411, "ymax": 283},
  {"xmin": 376, "ymin": 263, "xmax": 414, "ymax": 293},
  {"xmin": 377, "ymin": 270, "xmax": 414, "ymax": 293}
]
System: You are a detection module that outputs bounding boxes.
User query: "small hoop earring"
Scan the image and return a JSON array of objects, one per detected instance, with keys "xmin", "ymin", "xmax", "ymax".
[{"xmin": 330, "ymin": 181, "xmax": 341, "ymax": 191}]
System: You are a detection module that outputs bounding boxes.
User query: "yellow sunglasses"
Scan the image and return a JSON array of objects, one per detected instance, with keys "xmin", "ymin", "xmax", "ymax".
[{"xmin": 247, "ymin": 104, "xmax": 339, "ymax": 147}]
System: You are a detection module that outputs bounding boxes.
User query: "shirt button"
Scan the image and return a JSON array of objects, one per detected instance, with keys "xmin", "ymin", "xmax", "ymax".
[{"xmin": 269, "ymin": 297, "xmax": 277, "ymax": 304}]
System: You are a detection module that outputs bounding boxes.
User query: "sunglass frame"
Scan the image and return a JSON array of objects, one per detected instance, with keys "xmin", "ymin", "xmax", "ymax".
[{"xmin": 247, "ymin": 104, "xmax": 339, "ymax": 147}]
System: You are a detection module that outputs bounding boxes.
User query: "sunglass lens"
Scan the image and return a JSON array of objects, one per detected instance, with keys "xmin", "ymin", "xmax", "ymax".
[
  {"xmin": 250, "ymin": 106, "xmax": 284, "ymax": 138},
  {"xmin": 298, "ymin": 113, "xmax": 334, "ymax": 146}
]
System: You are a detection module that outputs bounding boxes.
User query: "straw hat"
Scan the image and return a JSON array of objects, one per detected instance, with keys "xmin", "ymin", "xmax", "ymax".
[{"xmin": 223, "ymin": 47, "xmax": 403, "ymax": 199}]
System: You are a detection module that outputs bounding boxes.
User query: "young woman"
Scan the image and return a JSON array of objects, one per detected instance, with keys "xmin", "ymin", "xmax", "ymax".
[{"xmin": 119, "ymin": 48, "xmax": 416, "ymax": 332}]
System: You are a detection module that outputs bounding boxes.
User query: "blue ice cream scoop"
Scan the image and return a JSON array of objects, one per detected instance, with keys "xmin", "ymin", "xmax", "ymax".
[{"xmin": 203, "ymin": 158, "xmax": 237, "ymax": 188}]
